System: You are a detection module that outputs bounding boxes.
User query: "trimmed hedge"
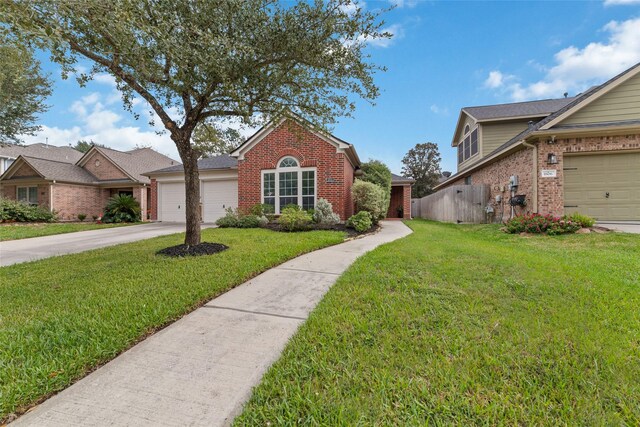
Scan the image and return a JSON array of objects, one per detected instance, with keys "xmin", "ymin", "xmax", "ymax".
[{"xmin": 0, "ymin": 198, "xmax": 55, "ymax": 222}]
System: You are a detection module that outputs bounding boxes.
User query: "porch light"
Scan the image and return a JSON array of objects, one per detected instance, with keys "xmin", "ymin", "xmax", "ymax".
[{"xmin": 547, "ymin": 153, "xmax": 558, "ymax": 165}]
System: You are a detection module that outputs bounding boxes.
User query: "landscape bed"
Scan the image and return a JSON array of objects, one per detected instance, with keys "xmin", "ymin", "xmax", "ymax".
[
  {"xmin": 237, "ymin": 219, "xmax": 640, "ymax": 425},
  {"xmin": 0, "ymin": 227, "xmax": 345, "ymax": 422}
]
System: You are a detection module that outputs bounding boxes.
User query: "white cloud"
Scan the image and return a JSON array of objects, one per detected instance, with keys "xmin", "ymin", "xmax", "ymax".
[
  {"xmin": 389, "ymin": 0, "xmax": 418, "ymax": 8},
  {"xmin": 356, "ymin": 23, "xmax": 403, "ymax": 48},
  {"xmin": 486, "ymin": 17, "xmax": 640, "ymax": 101},
  {"xmin": 430, "ymin": 104, "xmax": 449, "ymax": 115},
  {"xmin": 604, "ymin": 0, "xmax": 640, "ymax": 5}
]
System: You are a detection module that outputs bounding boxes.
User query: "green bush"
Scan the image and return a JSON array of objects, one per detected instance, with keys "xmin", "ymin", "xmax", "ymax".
[
  {"xmin": 278, "ymin": 206, "xmax": 312, "ymax": 231},
  {"xmin": 313, "ymin": 198, "xmax": 340, "ymax": 225},
  {"xmin": 250, "ymin": 203, "xmax": 275, "ymax": 217},
  {"xmin": 238, "ymin": 214, "xmax": 261, "ymax": 228},
  {"xmin": 346, "ymin": 211, "xmax": 372, "ymax": 233},
  {"xmin": 77, "ymin": 213, "xmax": 87, "ymax": 222},
  {"xmin": 215, "ymin": 207, "xmax": 240, "ymax": 228},
  {"xmin": 351, "ymin": 180, "xmax": 387, "ymax": 224},
  {"xmin": 504, "ymin": 214, "xmax": 580, "ymax": 235},
  {"xmin": 0, "ymin": 198, "xmax": 56, "ymax": 222},
  {"xmin": 102, "ymin": 194, "xmax": 141, "ymax": 223},
  {"xmin": 566, "ymin": 212, "xmax": 595, "ymax": 228},
  {"xmin": 360, "ymin": 159, "xmax": 392, "ymax": 216}
]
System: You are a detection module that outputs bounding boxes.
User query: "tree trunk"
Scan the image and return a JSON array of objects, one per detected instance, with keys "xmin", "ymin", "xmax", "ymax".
[{"xmin": 174, "ymin": 135, "xmax": 201, "ymax": 246}]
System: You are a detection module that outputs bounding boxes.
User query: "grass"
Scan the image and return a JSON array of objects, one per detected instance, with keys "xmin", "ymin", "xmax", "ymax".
[
  {"xmin": 0, "ymin": 227, "xmax": 345, "ymax": 421},
  {"xmin": 237, "ymin": 220, "xmax": 640, "ymax": 426},
  {"xmin": 0, "ymin": 222, "xmax": 134, "ymax": 241}
]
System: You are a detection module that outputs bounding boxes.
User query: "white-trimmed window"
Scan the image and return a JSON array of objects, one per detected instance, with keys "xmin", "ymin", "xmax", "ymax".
[
  {"xmin": 458, "ymin": 126, "xmax": 478, "ymax": 164},
  {"xmin": 17, "ymin": 186, "xmax": 38, "ymax": 205},
  {"xmin": 262, "ymin": 156, "xmax": 316, "ymax": 213}
]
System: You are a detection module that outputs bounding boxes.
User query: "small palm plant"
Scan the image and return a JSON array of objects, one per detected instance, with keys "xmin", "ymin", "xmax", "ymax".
[{"xmin": 103, "ymin": 194, "xmax": 141, "ymax": 223}]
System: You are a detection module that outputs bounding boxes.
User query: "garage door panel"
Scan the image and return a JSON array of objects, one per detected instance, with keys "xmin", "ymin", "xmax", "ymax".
[
  {"xmin": 159, "ymin": 182, "xmax": 186, "ymax": 222},
  {"xmin": 202, "ymin": 180, "xmax": 238, "ymax": 223},
  {"xmin": 564, "ymin": 152, "xmax": 640, "ymax": 221}
]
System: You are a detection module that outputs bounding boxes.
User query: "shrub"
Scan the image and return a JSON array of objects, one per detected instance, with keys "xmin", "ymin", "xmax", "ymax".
[
  {"xmin": 250, "ymin": 203, "xmax": 275, "ymax": 217},
  {"xmin": 360, "ymin": 160, "xmax": 392, "ymax": 216},
  {"xmin": 0, "ymin": 198, "xmax": 56, "ymax": 222},
  {"xmin": 77, "ymin": 213, "xmax": 87, "ymax": 222},
  {"xmin": 566, "ymin": 212, "xmax": 595, "ymax": 228},
  {"xmin": 278, "ymin": 206, "xmax": 312, "ymax": 231},
  {"xmin": 215, "ymin": 207, "xmax": 239, "ymax": 228},
  {"xmin": 238, "ymin": 214, "xmax": 261, "ymax": 228},
  {"xmin": 313, "ymin": 198, "xmax": 340, "ymax": 225},
  {"xmin": 92, "ymin": 215, "xmax": 99, "ymax": 221},
  {"xmin": 102, "ymin": 194, "xmax": 141, "ymax": 223},
  {"xmin": 346, "ymin": 211, "xmax": 372, "ymax": 233},
  {"xmin": 351, "ymin": 180, "xmax": 387, "ymax": 224},
  {"xmin": 504, "ymin": 214, "xmax": 580, "ymax": 235},
  {"xmin": 257, "ymin": 215, "xmax": 269, "ymax": 227}
]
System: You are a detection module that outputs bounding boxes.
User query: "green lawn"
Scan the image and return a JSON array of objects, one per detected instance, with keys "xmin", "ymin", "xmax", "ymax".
[
  {"xmin": 237, "ymin": 220, "xmax": 640, "ymax": 426},
  {"xmin": 0, "ymin": 222, "xmax": 133, "ymax": 241},
  {"xmin": 0, "ymin": 227, "xmax": 344, "ymax": 421}
]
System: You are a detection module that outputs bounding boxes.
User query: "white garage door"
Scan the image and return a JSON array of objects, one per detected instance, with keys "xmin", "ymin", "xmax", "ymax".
[
  {"xmin": 202, "ymin": 180, "xmax": 238, "ymax": 223},
  {"xmin": 159, "ymin": 182, "xmax": 186, "ymax": 222}
]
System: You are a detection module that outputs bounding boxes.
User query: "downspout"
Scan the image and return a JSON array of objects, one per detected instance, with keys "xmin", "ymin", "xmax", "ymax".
[{"xmin": 521, "ymin": 141, "xmax": 538, "ymax": 213}]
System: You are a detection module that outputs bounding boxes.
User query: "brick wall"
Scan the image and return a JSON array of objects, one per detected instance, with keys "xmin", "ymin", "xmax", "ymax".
[
  {"xmin": 451, "ymin": 147, "xmax": 534, "ymax": 222},
  {"xmin": 536, "ymin": 133, "xmax": 640, "ymax": 215},
  {"xmin": 52, "ymin": 183, "xmax": 110, "ymax": 220},
  {"xmin": 402, "ymin": 184, "xmax": 412, "ymax": 219},
  {"xmin": 149, "ymin": 179, "xmax": 158, "ymax": 220},
  {"xmin": 82, "ymin": 151, "xmax": 128, "ymax": 180},
  {"xmin": 387, "ymin": 185, "xmax": 413, "ymax": 219},
  {"xmin": 237, "ymin": 120, "xmax": 356, "ymax": 220}
]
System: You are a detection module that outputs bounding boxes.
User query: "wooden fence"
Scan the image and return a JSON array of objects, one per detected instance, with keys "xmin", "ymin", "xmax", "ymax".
[{"xmin": 411, "ymin": 184, "xmax": 491, "ymax": 224}]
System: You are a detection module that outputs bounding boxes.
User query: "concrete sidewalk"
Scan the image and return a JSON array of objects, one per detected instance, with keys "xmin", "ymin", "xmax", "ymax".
[
  {"xmin": 0, "ymin": 222, "xmax": 214, "ymax": 267},
  {"xmin": 597, "ymin": 222, "xmax": 640, "ymax": 234},
  {"xmin": 11, "ymin": 221, "xmax": 412, "ymax": 426}
]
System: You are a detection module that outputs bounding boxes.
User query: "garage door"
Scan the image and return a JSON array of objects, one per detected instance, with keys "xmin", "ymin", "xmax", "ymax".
[
  {"xmin": 564, "ymin": 152, "xmax": 640, "ymax": 220},
  {"xmin": 159, "ymin": 182, "xmax": 186, "ymax": 222},
  {"xmin": 202, "ymin": 180, "xmax": 238, "ymax": 223}
]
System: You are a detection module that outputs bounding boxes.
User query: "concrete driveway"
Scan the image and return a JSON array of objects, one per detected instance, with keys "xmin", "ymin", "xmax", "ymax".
[
  {"xmin": 597, "ymin": 222, "xmax": 640, "ymax": 234},
  {"xmin": 0, "ymin": 222, "xmax": 213, "ymax": 267}
]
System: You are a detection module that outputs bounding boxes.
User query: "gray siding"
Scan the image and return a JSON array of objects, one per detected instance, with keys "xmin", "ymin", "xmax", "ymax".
[
  {"xmin": 481, "ymin": 120, "xmax": 530, "ymax": 156},
  {"xmin": 560, "ymin": 72, "xmax": 640, "ymax": 125}
]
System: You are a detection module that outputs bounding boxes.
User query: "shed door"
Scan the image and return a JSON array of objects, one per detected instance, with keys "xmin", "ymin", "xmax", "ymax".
[
  {"xmin": 202, "ymin": 180, "xmax": 238, "ymax": 223},
  {"xmin": 564, "ymin": 152, "xmax": 640, "ymax": 221},
  {"xmin": 159, "ymin": 182, "xmax": 186, "ymax": 222}
]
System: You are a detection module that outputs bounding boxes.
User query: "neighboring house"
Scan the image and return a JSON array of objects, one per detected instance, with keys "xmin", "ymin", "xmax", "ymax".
[
  {"xmin": 435, "ymin": 61, "xmax": 640, "ymax": 222},
  {"xmin": 0, "ymin": 143, "xmax": 82, "ymax": 175},
  {"xmin": 0, "ymin": 145, "xmax": 178, "ymax": 220},
  {"xmin": 146, "ymin": 118, "xmax": 414, "ymax": 223}
]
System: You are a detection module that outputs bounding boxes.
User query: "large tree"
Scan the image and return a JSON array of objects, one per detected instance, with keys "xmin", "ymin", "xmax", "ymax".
[
  {"xmin": 401, "ymin": 142, "xmax": 442, "ymax": 198},
  {"xmin": 1, "ymin": 0, "xmax": 388, "ymax": 245},
  {"xmin": 0, "ymin": 34, "xmax": 51, "ymax": 143},
  {"xmin": 191, "ymin": 121, "xmax": 244, "ymax": 158}
]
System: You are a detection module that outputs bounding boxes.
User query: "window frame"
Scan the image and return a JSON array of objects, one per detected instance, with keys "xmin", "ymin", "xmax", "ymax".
[
  {"xmin": 458, "ymin": 125, "xmax": 479, "ymax": 165},
  {"xmin": 17, "ymin": 185, "xmax": 38, "ymax": 205},
  {"xmin": 261, "ymin": 157, "xmax": 317, "ymax": 214}
]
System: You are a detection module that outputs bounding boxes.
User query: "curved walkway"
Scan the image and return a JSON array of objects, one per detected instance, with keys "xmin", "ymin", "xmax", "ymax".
[{"xmin": 12, "ymin": 221, "xmax": 412, "ymax": 427}]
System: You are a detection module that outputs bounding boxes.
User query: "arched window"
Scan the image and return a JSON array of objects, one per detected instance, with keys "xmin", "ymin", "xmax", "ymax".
[
  {"xmin": 262, "ymin": 157, "xmax": 316, "ymax": 213},
  {"xmin": 458, "ymin": 124, "xmax": 478, "ymax": 165},
  {"xmin": 464, "ymin": 124, "xmax": 470, "ymax": 135}
]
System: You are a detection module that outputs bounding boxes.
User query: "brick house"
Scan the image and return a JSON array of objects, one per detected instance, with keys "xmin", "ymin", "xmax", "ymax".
[
  {"xmin": 435, "ymin": 61, "xmax": 640, "ymax": 222},
  {"xmin": 147, "ymin": 118, "xmax": 413, "ymax": 222},
  {"xmin": 0, "ymin": 145, "xmax": 177, "ymax": 220}
]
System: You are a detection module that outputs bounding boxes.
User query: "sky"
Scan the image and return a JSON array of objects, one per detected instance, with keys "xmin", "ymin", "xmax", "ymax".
[{"xmin": 23, "ymin": 0, "xmax": 640, "ymax": 175}]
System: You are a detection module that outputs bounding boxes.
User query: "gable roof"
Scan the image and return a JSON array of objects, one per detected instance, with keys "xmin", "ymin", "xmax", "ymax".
[
  {"xmin": 78, "ymin": 146, "xmax": 179, "ymax": 184},
  {"xmin": 145, "ymin": 154, "xmax": 237, "ymax": 175},
  {"xmin": 462, "ymin": 97, "xmax": 576, "ymax": 121},
  {"xmin": 2, "ymin": 156, "xmax": 98, "ymax": 183},
  {"xmin": 0, "ymin": 143, "xmax": 83, "ymax": 163},
  {"xmin": 230, "ymin": 117, "xmax": 361, "ymax": 167}
]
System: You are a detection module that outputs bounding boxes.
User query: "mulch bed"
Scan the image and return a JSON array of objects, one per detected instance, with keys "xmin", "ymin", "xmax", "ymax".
[
  {"xmin": 261, "ymin": 222, "xmax": 379, "ymax": 238},
  {"xmin": 156, "ymin": 242, "xmax": 229, "ymax": 257}
]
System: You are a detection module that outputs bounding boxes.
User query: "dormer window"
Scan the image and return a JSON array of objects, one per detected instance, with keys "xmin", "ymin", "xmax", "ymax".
[{"xmin": 458, "ymin": 126, "xmax": 478, "ymax": 164}]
